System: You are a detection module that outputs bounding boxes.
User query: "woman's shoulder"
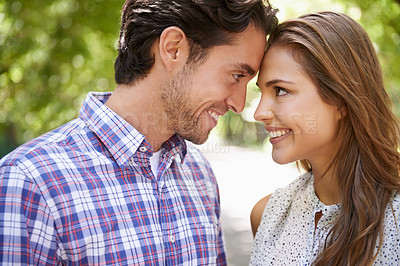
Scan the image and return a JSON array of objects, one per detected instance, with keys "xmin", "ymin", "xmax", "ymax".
[
  {"xmin": 381, "ymin": 190, "xmax": 400, "ymax": 242},
  {"xmin": 251, "ymin": 194, "xmax": 272, "ymax": 236},
  {"xmin": 273, "ymin": 171, "xmax": 313, "ymax": 199},
  {"xmin": 384, "ymin": 190, "xmax": 400, "ymax": 220},
  {"xmin": 250, "ymin": 172, "xmax": 312, "ymax": 236},
  {"xmin": 385, "ymin": 190, "xmax": 400, "ymax": 227},
  {"xmin": 260, "ymin": 171, "xmax": 312, "ymax": 209},
  {"xmin": 373, "ymin": 190, "xmax": 400, "ymax": 263},
  {"xmin": 390, "ymin": 189, "xmax": 400, "ymax": 207}
]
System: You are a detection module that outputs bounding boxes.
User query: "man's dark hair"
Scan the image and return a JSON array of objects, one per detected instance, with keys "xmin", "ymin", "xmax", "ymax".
[{"xmin": 114, "ymin": 0, "xmax": 278, "ymax": 85}]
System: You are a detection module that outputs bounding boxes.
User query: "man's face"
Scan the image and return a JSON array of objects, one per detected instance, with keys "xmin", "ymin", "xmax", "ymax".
[{"xmin": 160, "ymin": 23, "xmax": 267, "ymax": 144}]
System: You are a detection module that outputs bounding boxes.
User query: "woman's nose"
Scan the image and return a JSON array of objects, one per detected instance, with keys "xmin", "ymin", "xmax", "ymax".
[{"xmin": 254, "ymin": 98, "xmax": 274, "ymax": 123}]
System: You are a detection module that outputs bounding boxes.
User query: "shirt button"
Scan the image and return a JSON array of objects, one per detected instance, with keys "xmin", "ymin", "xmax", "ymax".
[
  {"xmin": 169, "ymin": 235, "xmax": 175, "ymax": 243},
  {"xmin": 139, "ymin": 147, "xmax": 147, "ymax": 152}
]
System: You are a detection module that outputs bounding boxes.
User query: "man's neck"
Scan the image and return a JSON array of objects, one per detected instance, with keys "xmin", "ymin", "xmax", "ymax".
[{"xmin": 105, "ymin": 84, "xmax": 173, "ymax": 152}]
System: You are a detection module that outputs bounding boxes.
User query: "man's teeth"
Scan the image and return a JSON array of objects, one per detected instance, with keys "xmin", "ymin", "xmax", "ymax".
[
  {"xmin": 268, "ymin": 130, "xmax": 290, "ymax": 138},
  {"xmin": 208, "ymin": 110, "xmax": 221, "ymax": 121}
]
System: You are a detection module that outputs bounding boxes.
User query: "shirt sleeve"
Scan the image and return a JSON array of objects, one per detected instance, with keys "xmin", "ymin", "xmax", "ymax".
[
  {"xmin": 212, "ymin": 171, "xmax": 227, "ymax": 265},
  {"xmin": 0, "ymin": 164, "xmax": 59, "ymax": 265},
  {"xmin": 216, "ymin": 220, "xmax": 227, "ymax": 265}
]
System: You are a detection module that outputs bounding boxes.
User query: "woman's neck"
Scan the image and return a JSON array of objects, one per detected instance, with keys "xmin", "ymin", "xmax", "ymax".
[{"xmin": 312, "ymin": 168, "xmax": 341, "ymax": 205}]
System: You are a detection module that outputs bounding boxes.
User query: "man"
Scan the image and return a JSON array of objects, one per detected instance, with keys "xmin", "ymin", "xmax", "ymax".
[{"xmin": 0, "ymin": 0, "xmax": 277, "ymax": 264}]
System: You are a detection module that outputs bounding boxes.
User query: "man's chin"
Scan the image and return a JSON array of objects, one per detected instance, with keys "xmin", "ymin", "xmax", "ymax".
[{"xmin": 180, "ymin": 130, "xmax": 211, "ymax": 145}]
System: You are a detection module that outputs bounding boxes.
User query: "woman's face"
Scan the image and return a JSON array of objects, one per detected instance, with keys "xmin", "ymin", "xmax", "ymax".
[{"xmin": 254, "ymin": 45, "xmax": 341, "ymax": 169}]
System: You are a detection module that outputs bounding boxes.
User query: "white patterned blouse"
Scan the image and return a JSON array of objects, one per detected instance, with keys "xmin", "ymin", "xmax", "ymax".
[{"xmin": 250, "ymin": 172, "xmax": 400, "ymax": 265}]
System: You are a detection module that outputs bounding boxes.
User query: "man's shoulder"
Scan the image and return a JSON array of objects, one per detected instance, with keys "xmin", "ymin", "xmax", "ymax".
[{"xmin": 1, "ymin": 118, "xmax": 88, "ymax": 169}]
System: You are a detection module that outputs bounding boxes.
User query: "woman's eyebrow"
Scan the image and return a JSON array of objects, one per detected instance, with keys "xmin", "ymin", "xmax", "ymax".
[{"xmin": 265, "ymin": 79, "xmax": 294, "ymax": 87}]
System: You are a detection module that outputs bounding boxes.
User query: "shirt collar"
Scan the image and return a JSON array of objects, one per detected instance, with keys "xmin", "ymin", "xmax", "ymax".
[
  {"xmin": 162, "ymin": 134, "xmax": 188, "ymax": 163},
  {"xmin": 79, "ymin": 91, "xmax": 187, "ymax": 168}
]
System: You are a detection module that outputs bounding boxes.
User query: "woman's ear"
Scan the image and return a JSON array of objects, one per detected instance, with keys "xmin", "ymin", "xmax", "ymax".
[
  {"xmin": 337, "ymin": 105, "xmax": 347, "ymax": 120},
  {"xmin": 158, "ymin": 26, "xmax": 190, "ymax": 72}
]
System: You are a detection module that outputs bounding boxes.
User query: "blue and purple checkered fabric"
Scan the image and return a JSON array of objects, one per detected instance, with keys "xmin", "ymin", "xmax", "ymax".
[{"xmin": 0, "ymin": 92, "xmax": 226, "ymax": 265}]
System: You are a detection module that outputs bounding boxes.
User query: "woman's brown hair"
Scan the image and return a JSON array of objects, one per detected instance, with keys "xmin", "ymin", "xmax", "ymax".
[{"xmin": 267, "ymin": 11, "xmax": 400, "ymax": 265}]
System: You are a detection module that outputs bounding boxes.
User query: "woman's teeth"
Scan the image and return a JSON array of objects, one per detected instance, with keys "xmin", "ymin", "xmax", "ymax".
[
  {"xmin": 208, "ymin": 110, "xmax": 221, "ymax": 122},
  {"xmin": 268, "ymin": 129, "xmax": 291, "ymax": 138}
]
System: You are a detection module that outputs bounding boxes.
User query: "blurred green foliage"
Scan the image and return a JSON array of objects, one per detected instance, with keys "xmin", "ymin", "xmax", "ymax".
[
  {"xmin": 342, "ymin": 0, "xmax": 400, "ymax": 100},
  {"xmin": 0, "ymin": 0, "xmax": 399, "ymax": 157},
  {"xmin": 0, "ymin": 0, "xmax": 120, "ymax": 156}
]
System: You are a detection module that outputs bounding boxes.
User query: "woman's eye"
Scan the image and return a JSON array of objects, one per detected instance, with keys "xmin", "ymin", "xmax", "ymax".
[
  {"xmin": 275, "ymin": 86, "xmax": 288, "ymax": 96},
  {"xmin": 233, "ymin": 74, "xmax": 245, "ymax": 82}
]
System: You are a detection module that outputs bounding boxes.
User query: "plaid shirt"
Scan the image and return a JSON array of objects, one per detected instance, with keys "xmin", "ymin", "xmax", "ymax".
[{"xmin": 0, "ymin": 92, "xmax": 226, "ymax": 265}]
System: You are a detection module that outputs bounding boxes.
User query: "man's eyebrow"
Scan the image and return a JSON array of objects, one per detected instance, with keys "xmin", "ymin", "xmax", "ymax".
[{"xmin": 233, "ymin": 63, "xmax": 256, "ymax": 76}]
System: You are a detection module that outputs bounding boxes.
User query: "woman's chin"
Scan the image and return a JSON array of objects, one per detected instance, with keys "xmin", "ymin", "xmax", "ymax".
[{"xmin": 272, "ymin": 153, "xmax": 294, "ymax": 165}]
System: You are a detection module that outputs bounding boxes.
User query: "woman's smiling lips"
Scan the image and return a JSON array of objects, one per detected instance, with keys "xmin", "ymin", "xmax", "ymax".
[{"xmin": 264, "ymin": 126, "xmax": 292, "ymax": 144}]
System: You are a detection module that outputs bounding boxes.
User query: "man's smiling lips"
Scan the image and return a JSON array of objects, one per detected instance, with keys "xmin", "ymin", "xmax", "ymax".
[{"xmin": 207, "ymin": 109, "xmax": 222, "ymax": 123}]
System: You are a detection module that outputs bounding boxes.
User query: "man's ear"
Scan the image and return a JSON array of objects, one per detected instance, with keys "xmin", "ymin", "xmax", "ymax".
[{"xmin": 158, "ymin": 26, "xmax": 189, "ymax": 72}]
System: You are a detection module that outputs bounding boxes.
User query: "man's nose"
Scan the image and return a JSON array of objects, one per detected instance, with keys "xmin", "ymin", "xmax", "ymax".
[{"xmin": 225, "ymin": 84, "xmax": 247, "ymax": 114}]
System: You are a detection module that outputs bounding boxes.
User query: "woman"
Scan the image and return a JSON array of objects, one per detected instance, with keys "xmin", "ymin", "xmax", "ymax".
[{"xmin": 250, "ymin": 11, "xmax": 400, "ymax": 265}]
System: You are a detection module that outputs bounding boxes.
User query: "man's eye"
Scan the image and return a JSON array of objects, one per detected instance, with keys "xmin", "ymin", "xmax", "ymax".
[{"xmin": 233, "ymin": 74, "xmax": 245, "ymax": 82}]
